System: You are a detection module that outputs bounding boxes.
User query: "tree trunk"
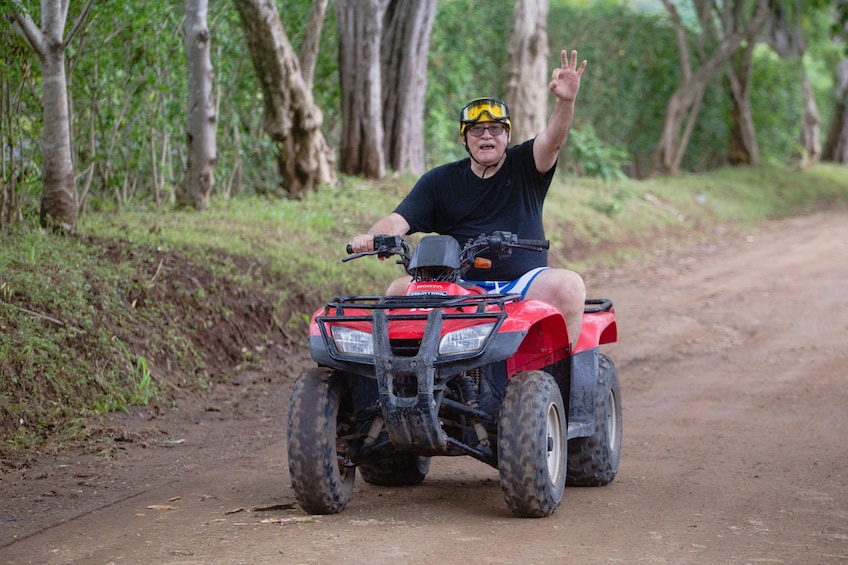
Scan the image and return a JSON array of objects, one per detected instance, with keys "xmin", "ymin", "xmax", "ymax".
[
  {"xmin": 300, "ymin": 0, "xmax": 329, "ymax": 89},
  {"xmin": 799, "ymin": 76, "xmax": 820, "ymax": 166},
  {"xmin": 233, "ymin": 0, "xmax": 336, "ymax": 196},
  {"xmin": 335, "ymin": 0, "xmax": 387, "ymax": 178},
  {"xmin": 654, "ymin": 65, "xmax": 710, "ymax": 174},
  {"xmin": 179, "ymin": 0, "xmax": 217, "ymax": 210},
  {"xmin": 822, "ymin": 58, "xmax": 848, "ymax": 164},
  {"xmin": 505, "ymin": 0, "xmax": 549, "ymax": 146},
  {"xmin": 653, "ymin": 0, "xmax": 769, "ymax": 174},
  {"xmin": 726, "ymin": 38, "xmax": 759, "ymax": 166},
  {"xmin": 381, "ymin": 0, "xmax": 436, "ymax": 175},
  {"xmin": 39, "ymin": 45, "xmax": 76, "ymax": 229},
  {"xmin": 9, "ymin": 2, "xmax": 93, "ymax": 230}
]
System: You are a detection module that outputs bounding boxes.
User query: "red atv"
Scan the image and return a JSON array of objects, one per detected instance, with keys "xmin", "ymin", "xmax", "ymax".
[{"xmin": 287, "ymin": 232, "xmax": 620, "ymax": 518}]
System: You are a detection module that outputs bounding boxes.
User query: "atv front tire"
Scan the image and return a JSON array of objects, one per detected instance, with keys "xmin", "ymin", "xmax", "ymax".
[
  {"xmin": 287, "ymin": 367, "xmax": 355, "ymax": 514},
  {"xmin": 359, "ymin": 451, "xmax": 431, "ymax": 486},
  {"xmin": 567, "ymin": 353, "xmax": 622, "ymax": 486},
  {"xmin": 497, "ymin": 370, "xmax": 567, "ymax": 518}
]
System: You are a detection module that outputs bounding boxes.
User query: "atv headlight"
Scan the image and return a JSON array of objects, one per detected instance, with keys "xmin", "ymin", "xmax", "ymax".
[
  {"xmin": 331, "ymin": 326, "xmax": 373, "ymax": 355},
  {"xmin": 438, "ymin": 323, "xmax": 495, "ymax": 355}
]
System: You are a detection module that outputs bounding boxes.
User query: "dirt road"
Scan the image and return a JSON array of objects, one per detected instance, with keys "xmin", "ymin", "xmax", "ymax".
[{"xmin": 2, "ymin": 211, "xmax": 847, "ymax": 564}]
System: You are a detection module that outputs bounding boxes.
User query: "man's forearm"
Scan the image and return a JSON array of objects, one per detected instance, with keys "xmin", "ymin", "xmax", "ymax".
[
  {"xmin": 546, "ymin": 98, "xmax": 576, "ymax": 149},
  {"xmin": 368, "ymin": 212, "xmax": 410, "ymax": 236},
  {"xmin": 535, "ymin": 99, "xmax": 576, "ymax": 173}
]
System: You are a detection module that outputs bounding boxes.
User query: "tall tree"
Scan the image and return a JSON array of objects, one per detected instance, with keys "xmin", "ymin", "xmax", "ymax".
[
  {"xmin": 8, "ymin": 0, "xmax": 93, "ymax": 230},
  {"xmin": 179, "ymin": 0, "xmax": 217, "ymax": 209},
  {"xmin": 505, "ymin": 0, "xmax": 550, "ymax": 145},
  {"xmin": 822, "ymin": 58, "xmax": 848, "ymax": 163},
  {"xmin": 335, "ymin": 0, "xmax": 387, "ymax": 178},
  {"xmin": 653, "ymin": 0, "xmax": 769, "ymax": 174},
  {"xmin": 381, "ymin": 0, "xmax": 436, "ymax": 175},
  {"xmin": 822, "ymin": 9, "xmax": 848, "ymax": 164},
  {"xmin": 299, "ymin": 0, "xmax": 329, "ymax": 89},
  {"xmin": 233, "ymin": 0, "xmax": 335, "ymax": 196},
  {"xmin": 725, "ymin": 0, "xmax": 760, "ymax": 166}
]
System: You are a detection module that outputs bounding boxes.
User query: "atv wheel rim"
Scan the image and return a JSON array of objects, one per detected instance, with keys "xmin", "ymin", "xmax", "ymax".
[
  {"xmin": 545, "ymin": 401, "xmax": 564, "ymax": 483},
  {"xmin": 605, "ymin": 387, "xmax": 619, "ymax": 453}
]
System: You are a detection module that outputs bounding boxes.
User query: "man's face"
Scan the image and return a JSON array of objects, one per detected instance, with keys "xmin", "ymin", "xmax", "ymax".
[{"xmin": 465, "ymin": 121, "xmax": 509, "ymax": 166}]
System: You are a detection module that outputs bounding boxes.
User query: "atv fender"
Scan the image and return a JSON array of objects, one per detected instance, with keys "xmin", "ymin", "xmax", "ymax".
[
  {"xmin": 574, "ymin": 310, "xmax": 617, "ymax": 353},
  {"xmin": 499, "ymin": 302, "xmax": 617, "ymax": 441},
  {"xmin": 502, "ymin": 300, "xmax": 570, "ymax": 374}
]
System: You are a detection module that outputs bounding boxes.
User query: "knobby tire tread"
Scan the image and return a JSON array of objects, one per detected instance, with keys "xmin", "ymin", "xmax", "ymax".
[
  {"xmin": 497, "ymin": 370, "xmax": 566, "ymax": 518},
  {"xmin": 567, "ymin": 354, "xmax": 622, "ymax": 486},
  {"xmin": 287, "ymin": 367, "xmax": 355, "ymax": 514}
]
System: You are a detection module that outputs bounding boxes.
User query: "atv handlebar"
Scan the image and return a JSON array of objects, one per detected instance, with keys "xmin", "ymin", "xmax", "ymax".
[
  {"xmin": 343, "ymin": 231, "xmax": 550, "ymax": 280},
  {"xmin": 343, "ymin": 235, "xmax": 408, "ymax": 263},
  {"xmin": 517, "ymin": 239, "xmax": 550, "ymax": 249},
  {"xmin": 472, "ymin": 231, "xmax": 549, "ymax": 256}
]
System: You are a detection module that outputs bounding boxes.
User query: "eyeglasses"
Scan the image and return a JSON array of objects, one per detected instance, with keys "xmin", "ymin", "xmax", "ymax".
[{"xmin": 466, "ymin": 123, "xmax": 507, "ymax": 137}]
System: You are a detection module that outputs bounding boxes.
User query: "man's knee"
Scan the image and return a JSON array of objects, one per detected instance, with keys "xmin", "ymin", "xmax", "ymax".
[
  {"xmin": 556, "ymin": 269, "xmax": 585, "ymax": 299},
  {"xmin": 387, "ymin": 276, "xmax": 412, "ymax": 295},
  {"xmin": 530, "ymin": 268, "xmax": 585, "ymax": 306}
]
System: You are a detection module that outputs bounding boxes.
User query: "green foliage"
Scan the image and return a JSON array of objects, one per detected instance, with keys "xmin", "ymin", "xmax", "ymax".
[
  {"xmin": 0, "ymin": 11, "xmax": 43, "ymax": 230},
  {"xmin": 0, "ymin": 232, "xmax": 138, "ymax": 443},
  {"xmin": 548, "ymin": 1, "xmax": 736, "ymax": 173},
  {"xmin": 566, "ymin": 124, "xmax": 630, "ymax": 180},
  {"xmin": 116, "ymin": 338, "xmax": 156, "ymax": 406},
  {"xmin": 425, "ymin": 0, "xmax": 514, "ymax": 166},
  {"xmin": 751, "ymin": 45, "xmax": 804, "ymax": 164}
]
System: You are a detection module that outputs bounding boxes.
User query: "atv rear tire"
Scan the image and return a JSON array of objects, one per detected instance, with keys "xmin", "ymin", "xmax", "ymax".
[
  {"xmin": 497, "ymin": 370, "xmax": 567, "ymax": 518},
  {"xmin": 287, "ymin": 367, "xmax": 355, "ymax": 514},
  {"xmin": 567, "ymin": 353, "xmax": 622, "ymax": 486},
  {"xmin": 359, "ymin": 451, "xmax": 431, "ymax": 486}
]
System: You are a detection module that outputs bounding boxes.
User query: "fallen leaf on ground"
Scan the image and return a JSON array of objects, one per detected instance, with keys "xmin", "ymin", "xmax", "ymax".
[{"xmin": 252, "ymin": 502, "xmax": 296, "ymax": 512}]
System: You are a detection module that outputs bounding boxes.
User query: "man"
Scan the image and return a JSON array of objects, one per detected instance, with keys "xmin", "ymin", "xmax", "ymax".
[{"xmin": 351, "ymin": 49, "xmax": 588, "ymax": 348}]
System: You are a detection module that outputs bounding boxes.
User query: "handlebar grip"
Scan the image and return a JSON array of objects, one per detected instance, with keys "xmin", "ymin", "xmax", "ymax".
[
  {"xmin": 346, "ymin": 244, "xmax": 354, "ymax": 254},
  {"xmin": 517, "ymin": 239, "xmax": 550, "ymax": 250}
]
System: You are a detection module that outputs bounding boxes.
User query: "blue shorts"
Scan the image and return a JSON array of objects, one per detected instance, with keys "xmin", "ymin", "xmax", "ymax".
[{"xmin": 462, "ymin": 267, "xmax": 548, "ymax": 299}]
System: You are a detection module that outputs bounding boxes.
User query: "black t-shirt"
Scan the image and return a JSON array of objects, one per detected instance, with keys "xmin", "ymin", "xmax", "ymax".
[{"xmin": 394, "ymin": 138, "xmax": 556, "ymax": 281}]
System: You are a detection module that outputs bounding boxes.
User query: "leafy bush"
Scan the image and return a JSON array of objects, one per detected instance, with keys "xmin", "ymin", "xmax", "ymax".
[{"xmin": 566, "ymin": 124, "xmax": 629, "ymax": 180}]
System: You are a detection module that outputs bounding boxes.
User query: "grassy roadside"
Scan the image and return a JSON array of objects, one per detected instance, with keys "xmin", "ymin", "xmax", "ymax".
[{"xmin": 1, "ymin": 164, "xmax": 847, "ymax": 456}]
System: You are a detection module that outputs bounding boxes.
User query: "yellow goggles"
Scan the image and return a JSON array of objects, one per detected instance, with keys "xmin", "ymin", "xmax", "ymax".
[{"xmin": 460, "ymin": 98, "xmax": 510, "ymax": 125}]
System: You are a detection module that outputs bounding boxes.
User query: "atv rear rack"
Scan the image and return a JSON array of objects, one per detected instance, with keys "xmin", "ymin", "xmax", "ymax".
[{"xmin": 584, "ymin": 298, "xmax": 613, "ymax": 313}]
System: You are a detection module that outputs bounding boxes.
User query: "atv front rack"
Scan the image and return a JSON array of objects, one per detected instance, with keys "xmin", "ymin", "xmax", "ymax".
[
  {"xmin": 323, "ymin": 295, "xmax": 612, "ymax": 315},
  {"xmin": 316, "ymin": 293, "xmax": 523, "ymax": 370},
  {"xmin": 321, "ymin": 292, "xmax": 522, "ymax": 316}
]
